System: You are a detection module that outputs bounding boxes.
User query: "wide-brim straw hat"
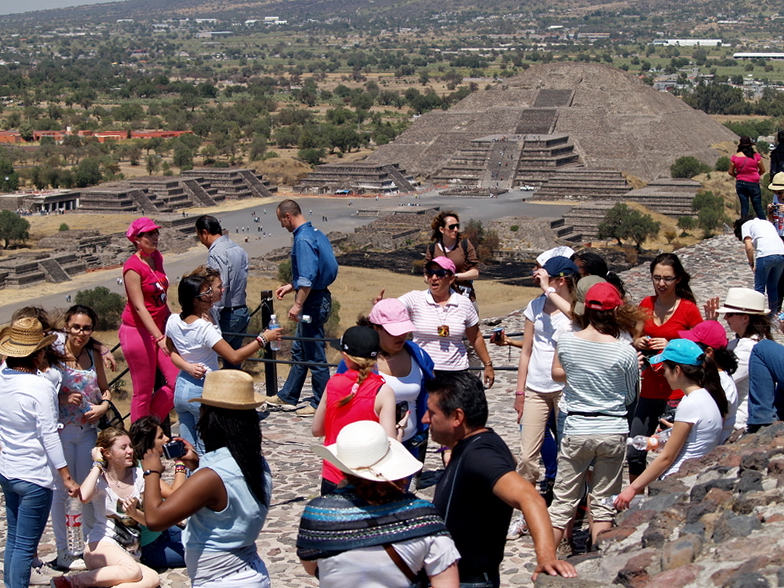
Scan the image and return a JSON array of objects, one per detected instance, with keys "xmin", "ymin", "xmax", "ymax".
[
  {"xmin": 716, "ymin": 287, "xmax": 769, "ymax": 315},
  {"xmin": 311, "ymin": 420, "xmax": 423, "ymax": 483},
  {"xmin": 768, "ymin": 172, "xmax": 784, "ymax": 191},
  {"xmin": 189, "ymin": 370, "xmax": 265, "ymax": 409},
  {"xmin": 0, "ymin": 317, "xmax": 57, "ymax": 358}
]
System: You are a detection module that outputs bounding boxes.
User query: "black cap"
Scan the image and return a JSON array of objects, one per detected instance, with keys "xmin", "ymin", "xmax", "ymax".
[{"xmin": 331, "ymin": 326, "xmax": 380, "ymax": 358}]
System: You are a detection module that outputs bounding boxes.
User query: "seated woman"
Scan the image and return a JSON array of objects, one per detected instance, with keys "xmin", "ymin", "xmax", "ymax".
[
  {"xmin": 615, "ymin": 339, "xmax": 727, "ymax": 509},
  {"xmin": 297, "ymin": 420, "xmax": 460, "ymax": 588},
  {"xmin": 142, "ymin": 370, "xmax": 273, "ymax": 588},
  {"xmin": 52, "ymin": 427, "xmax": 159, "ymax": 588},
  {"xmin": 128, "ymin": 416, "xmax": 190, "ymax": 570}
]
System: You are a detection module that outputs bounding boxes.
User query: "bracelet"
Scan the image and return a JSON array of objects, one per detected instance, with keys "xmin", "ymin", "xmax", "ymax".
[
  {"xmin": 174, "ymin": 465, "xmax": 187, "ymax": 474},
  {"xmin": 100, "ymin": 398, "xmax": 110, "ymax": 405},
  {"xmin": 483, "ymin": 361, "xmax": 493, "ymax": 367},
  {"xmin": 143, "ymin": 469, "xmax": 163, "ymax": 477},
  {"xmin": 155, "ymin": 335, "xmax": 165, "ymax": 343},
  {"xmin": 256, "ymin": 334, "xmax": 268, "ymax": 347},
  {"xmin": 101, "ymin": 350, "xmax": 110, "ymax": 356},
  {"xmin": 92, "ymin": 460, "xmax": 106, "ymax": 470},
  {"xmin": 514, "ymin": 391, "xmax": 526, "ymax": 396}
]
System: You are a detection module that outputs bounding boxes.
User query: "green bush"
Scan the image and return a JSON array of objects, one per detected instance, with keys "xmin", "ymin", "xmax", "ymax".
[
  {"xmin": 671, "ymin": 156, "xmax": 712, "ymax": 178},
  {"xmin": 677, "ymin": 216, "xmax": 697, "ymax": 231},
  {"xmin": 277, "ymin": 260, "xmax": 292, "ymax": 284},
  {"xmin": 59, "ymin": 223, "xmax": 69, "ymax": 232},
  {"xmin": 510, "ymin": 225, "xmax": 519, "ymax": 232},
  {"xmin": 597, "ymin": 203, "xmax": 661, "ymax": 251},
  {"xmin": 74, "ymin": 286, "xmax": 125, "ymax": 330},
  {"xmin": 715, "ymin": 156, "xmax": 730, "ymax": 172}
]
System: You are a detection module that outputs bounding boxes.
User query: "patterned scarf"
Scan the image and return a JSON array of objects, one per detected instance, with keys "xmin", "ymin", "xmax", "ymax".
[{"xmin": 296, "ymin": 487, "xmax": 450, "ymax": 561}]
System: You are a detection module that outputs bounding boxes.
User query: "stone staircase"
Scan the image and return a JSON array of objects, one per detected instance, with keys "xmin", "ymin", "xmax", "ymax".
[
  {"xmin": 181, "ymin": 179, "xmax": 217, "ymax": 207},
  {"xmin": 38, "ymin": 258, "xmax": 72, "ymax": 283},
  {"xmin": 534, "ymin": 168, "xmax": 630, "ymax": 201},
  {"xmin": 383, "ymin": 165, "xmax": 416, "ymax": 192},
  {"xmin": 623, "ymin": 178, "xmax": 701, "ymax": 218},
  {"xmin": 128, "ymin": 189, "xmax": 161, "ymax": 215},
  {"xmin": 238, "ymin": 170, "xmax": 276, "ymax": 199},
  {"xmin": 559, "ymin": 201, "xmax": 619, "ymax": 241}
]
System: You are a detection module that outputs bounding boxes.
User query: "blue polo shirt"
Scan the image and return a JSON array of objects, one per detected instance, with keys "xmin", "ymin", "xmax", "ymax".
[{"xmin": 291, "ymin": 221, "xmax": 338, "ymax": 291}]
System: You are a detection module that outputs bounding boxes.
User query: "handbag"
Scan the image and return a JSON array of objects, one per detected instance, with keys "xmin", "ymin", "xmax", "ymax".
[
  {"xmin": 108, "ymin": 516, "xmax": 141, "ymax": 552},
  {"xmin": 98, "ymin": 400, "xmax": 125, "ymax": 430}
]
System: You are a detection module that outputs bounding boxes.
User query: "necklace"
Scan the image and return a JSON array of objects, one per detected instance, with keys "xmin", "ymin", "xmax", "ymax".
[{"xmin": 105, "ymin": 468, "xmax": 131, "ymax": 489}]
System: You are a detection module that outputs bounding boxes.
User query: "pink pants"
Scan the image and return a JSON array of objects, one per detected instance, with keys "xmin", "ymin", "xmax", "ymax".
[{"xmin": 119, "ymin": 323, "xmax": 177, "ymax": 422}]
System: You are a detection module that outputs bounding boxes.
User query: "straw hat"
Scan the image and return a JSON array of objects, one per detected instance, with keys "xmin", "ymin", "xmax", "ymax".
[
  {"xmin": 768, "ymin": 172, "xmax": 784, "ymax": 192},
  {"xmin": 0, "ymin": 317, "xmax": 57, "ymax": 358},
  {"xmin": 716, "ymin": 287, "xmax": 769, "ymax": 315},
  {"xmin": 189, "ymin": 370, "xmax": 265, "ymax": 409},
  {"xmin": 311, "ymin": 421, "xmax": 423, "ymax": 483}
]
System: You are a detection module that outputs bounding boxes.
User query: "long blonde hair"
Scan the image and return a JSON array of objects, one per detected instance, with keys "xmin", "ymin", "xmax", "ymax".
[{"xmin": 338, "ymin": 354, "xmax": 378, "ymax": 406}]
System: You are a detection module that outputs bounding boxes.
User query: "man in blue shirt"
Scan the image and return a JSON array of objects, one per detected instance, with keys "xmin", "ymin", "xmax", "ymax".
[
  {"xmin": 196, "ymin": 214, "xmax": 250, "ymax": 369},
  {"xmin": 267, "ymin": 199, "xmax": 338, "ymax": 416}
]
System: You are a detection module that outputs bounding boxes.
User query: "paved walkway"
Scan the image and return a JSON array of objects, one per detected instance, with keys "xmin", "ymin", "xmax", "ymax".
[{"xmin": 0, "ymin": 233, "xmax": 767, "ymax": 587}]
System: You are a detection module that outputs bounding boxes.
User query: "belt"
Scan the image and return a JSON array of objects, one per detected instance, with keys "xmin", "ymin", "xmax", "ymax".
[
  {"xmin": 566, "ymin": 411, "xmax": 627, "ymax": 418},
  {"xmin": 221, "ymin": 305, "xmax": 247, "ymax": 312},
  {"xmin": 460, "ymin": 571, "xmax": 494, "ymax": 585}
]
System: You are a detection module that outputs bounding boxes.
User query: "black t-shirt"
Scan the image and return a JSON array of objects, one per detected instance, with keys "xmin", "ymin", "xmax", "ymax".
[{"xmin": 433, "ymin": 429, "xmax": 515, "ymax": 580}]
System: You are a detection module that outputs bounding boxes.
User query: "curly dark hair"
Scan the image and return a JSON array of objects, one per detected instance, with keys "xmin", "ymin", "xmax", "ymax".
[{"xmin": 429, "ymin": 210, "xmax": 460, "ymax": 242}]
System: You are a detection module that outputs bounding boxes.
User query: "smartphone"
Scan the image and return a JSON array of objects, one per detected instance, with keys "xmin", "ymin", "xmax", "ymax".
[
  {"xmin": 490, "ymin": 328, "xmax": 504, "ymax": 344},
  {"xmin": 163, "ymin": 439, "xmax": 186, "ymax": 460},
  {"xmin": 395, "ymin": 401, "xmax": 409, "ymax": 423}
]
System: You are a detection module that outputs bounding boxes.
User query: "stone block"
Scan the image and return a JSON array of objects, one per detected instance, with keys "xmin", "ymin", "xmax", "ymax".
[
  {"xmin": 661, "ymin": 534, "xmax": 702, "ymax": 570},
  {"xmin": 680, "ymin": 522, "xmax": 705, "ymax": 539},
  {"xmin": 712, "ymin": 511, "xmax": 763, "ymax": 543},
  {"xmin": 735, "ymin": 470, "xmax": 764, "ymax": 494},
  {"xmin": 534, "ymin": 575, "xmax": 606, "ymax": 588},
  {"xmin": 690, "ymin": 478, "xmax": 736, "ymax": 502},
  {"xmin": 766, "ymin": 457, "xmax": 784, "ymax": 475},
  {"xmin": 723, "ymin": 571, "xmax": 771, "ymax": 588},
  {"xmin": 616, "ymin": 508, "xmax": 657, "ymax": 528},
  {"xmin": 740, "ymin": 450, "xmax": 770, "ymax": 472},
  {"xmin": 644, "ymin": 564, "xmax": 701, "ymax": 588},
  {"xmin": 648, "ymin": 478, "xmax": 688, "ymax": 496},
  {"xmin": 594, "ymin": 526, "xmax": 636, "ymax": 548},
  {"xmin": 614, "ymin": 549, "xmax": 661, "ymax": 588}
]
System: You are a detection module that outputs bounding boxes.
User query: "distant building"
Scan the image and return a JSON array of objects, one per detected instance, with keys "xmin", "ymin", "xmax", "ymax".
[
  {"xmin": 734, "ymin": 52, "xmax": 784, "ymax": 60},
  {"xmin": 653, "ymin": 39, "xmax": 722, "ymax": 46}
]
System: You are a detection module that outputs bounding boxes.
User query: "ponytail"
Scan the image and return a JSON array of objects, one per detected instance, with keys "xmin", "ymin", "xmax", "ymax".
[
  {"xmin": 666, "ymin": 356, "xmax": 728, "ymax": 418},
  {"xmin": 337, "ymin": 355, "xmax": 377, "ymax": 407}
]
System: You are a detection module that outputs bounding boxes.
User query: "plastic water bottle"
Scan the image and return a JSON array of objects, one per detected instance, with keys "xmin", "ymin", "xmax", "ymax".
[
  {"xmin": 65, "ymin": 496, "xmax": 83, "ymax": 557},
  {"xmin": 298, "ymin": 313, "xmax": 312, "ymax": 324},
  {"xmin": 601, "ymin": 494, "xmax": 643, "ymax": 509},
  {"xmin": 627, "ymin": 427, "xmax": 672, "ymax": 451},
  {"xmin": 268, "ymin": 315, "xmax": 281, "ymax": 351}
]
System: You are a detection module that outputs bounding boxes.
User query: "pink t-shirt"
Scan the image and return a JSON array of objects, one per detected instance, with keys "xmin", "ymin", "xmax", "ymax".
[
  {"xmin": 121, "ymin": 251, "xmax": 171, "ymax": 330},
  {"xmin": 731, "ymin": 153, "xmax": 762, "ymax": 183}
]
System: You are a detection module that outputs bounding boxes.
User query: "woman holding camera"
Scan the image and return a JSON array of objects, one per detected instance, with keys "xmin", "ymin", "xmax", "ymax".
[
  {"xmin": 52, "ymin": 427, "xmax": 159, "ymax": 588},
  {"xmin": 166, "ymin": 274, "xmax": 282, "ymax": 453}
]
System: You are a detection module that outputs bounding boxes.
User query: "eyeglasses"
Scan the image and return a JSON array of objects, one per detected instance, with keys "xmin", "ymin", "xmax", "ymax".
[
  {"xmin": 68, "ymin": 325, "xmax": 94, "ymax": 334},
  {"xmin": 446, "ymin": 223, "xmax": 459, "ymax": 230},
  {"xmin": 197, "ymin": 287, "xmax": 213, "ymax": 299},
  {"xmin": 426, "ymin": 270, "xmax": 451, "ymax": 278},
  {"xmin": 138, "ymin": 229, "xmax": 159, "ymax": 238},
  {"xmin": 651, "ymin": 275, "xmax": 677, "ymax": 284}
]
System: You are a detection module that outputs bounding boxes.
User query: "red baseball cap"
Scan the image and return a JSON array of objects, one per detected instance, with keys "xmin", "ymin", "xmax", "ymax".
[{"xmin": 584, "ymin": 282, "xmax": 622, "ymax": 311}]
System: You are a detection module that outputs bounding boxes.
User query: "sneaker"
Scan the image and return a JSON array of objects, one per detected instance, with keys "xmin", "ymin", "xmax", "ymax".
[
  {"xmin": 29, "ymin": 566, "xmax": 63, "ymax": 585},
  {"xmin": 264, "ymin": 395, "xmax": 295, "ymax": 407},
  {"xmin": 506, "ymin": 514, "xmax": 528, "ymax": 540},
  {"xmin": 296, "ymin": 405, "xmax": 317, "ymax": 417},
  {"xmin": 55, "ymin": 553, "xmax": 86, "ymax": 572},
  {"xmin": 50, "ymin": 578, "xmax": 74, "ymax": 588},
  {"xmin": 556, "ymin": 538, "xmax": 573, "ymax": 559}
]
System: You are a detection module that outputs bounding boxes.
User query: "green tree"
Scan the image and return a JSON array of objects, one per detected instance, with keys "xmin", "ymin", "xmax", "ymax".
[
  {"xmin": 692, "ymin": 190, "xmax": 730, "ymax": 238},
  {"xmin": 671, "ymin": 156, "xmax": 712, "ymax": 178},
  {"xmin": 172, "ymin": 145, "xmax": 193, "ymax": 170},
  {"xmin": 18, "ymin": 122, "xmax": 34, "ymax": 142},
  {"xmin": 0, "ymin": 159, "xmax": 20, "ymax": 191},
  {"xmin": 715, "ymin": 156, "xmax": 730, "ymax": 172},
  {"xmin": 74, "ymin": 286, "xmax": 125, "ymax": 330},
  {"xmin": 298, "ymin": 147, "xmax": 326, "ymax": 166},
  {"xmin": 146, "ymin": 154, "xmax": 160, "ymax": 175},
  {"xmin": 0, "ymin": 210, "xmax": 30, "ymax": 248},
  {"xmin": 73, "ymin": 158, "xmax": 102, "ymax": 188},
  {"xmin": 597, "ymin": 203, "xmax": 661, "ymax": 250}
]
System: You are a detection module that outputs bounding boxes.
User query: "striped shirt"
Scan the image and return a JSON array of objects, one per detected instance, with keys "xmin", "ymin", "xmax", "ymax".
[
  {"xmin": 557, "ymin": 332, "xmax": 639, "ymax": 435},
  {"xmin": 398, "ymin": 289, "xmax": 479, "ymax": 371}
]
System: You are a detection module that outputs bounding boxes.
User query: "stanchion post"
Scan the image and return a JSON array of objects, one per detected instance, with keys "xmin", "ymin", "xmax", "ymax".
[{"xmin": 260, "ymin": 290, "xmax": 278, "ymax": 396}]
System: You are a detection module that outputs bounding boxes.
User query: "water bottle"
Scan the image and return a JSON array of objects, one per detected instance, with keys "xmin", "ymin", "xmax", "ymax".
[
  {"xmin": 600, "ymin": 494, "xmax": 643, "ymax": 509},
  {"xmin": 627, "ymin": 427, "xmax": 672, "ymax": 451},
  {"xmin": 298, "ymin": 313, "xmax": 312, "ymax": 324},
  {"xmin": 268, "ymin": 315, "xmax": 281, "ymax": 351},
  {"xmin": 65, "ymin": 496, "xmax": 83, "ymax": 557}
]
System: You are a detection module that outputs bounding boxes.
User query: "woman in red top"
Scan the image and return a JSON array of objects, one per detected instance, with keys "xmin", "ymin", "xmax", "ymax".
[
  {"xmin": 312, "ymin": 326, "xmax": 400, "ymax": 496},
  {"xmin": 627, "ymin": 253, "xmax": 703, "ymax": 479},
  {"xmin": 118, "ymin": 218, "xmax": 178, "ymax": 422}
]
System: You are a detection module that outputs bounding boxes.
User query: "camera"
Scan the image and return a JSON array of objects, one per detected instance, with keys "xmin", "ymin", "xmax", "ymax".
[
  {"xmin": 395, "ymin": 401, "xmax": 409, "ymax": 423},
  {"xmin": 490, "ymin": 328, "xmax": 504, "ymax": 344},
  {"xmin": 162, "ymin": 439, "xmax": 186, "ymax": 460}
]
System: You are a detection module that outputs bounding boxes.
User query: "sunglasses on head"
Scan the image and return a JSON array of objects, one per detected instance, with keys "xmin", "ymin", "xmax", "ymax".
[
  {"xmin": 426, "ymin": 269, "xmax": 451, "ymax": 278},
  {"xmin": 446, "ymin": 223, "xmax": 460, "ymax": 230}
]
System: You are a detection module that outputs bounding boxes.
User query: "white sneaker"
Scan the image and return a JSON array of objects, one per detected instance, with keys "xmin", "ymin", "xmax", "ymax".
[
  {"xmin": 56, "ymin": 553, "xmax": 86, "ymax": 572},
  {"xmin": 506, "ymin": 514, "xmax": 528, "ymax": 540},
  {"xmin": 29, "ymin": 565, "xmax": 63, "ymax": 585}
]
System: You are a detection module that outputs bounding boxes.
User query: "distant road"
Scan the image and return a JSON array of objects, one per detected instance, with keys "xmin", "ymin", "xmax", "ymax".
[{"xmin": 0, "ymin": 190, "xmax": 571, "ymax": 323}]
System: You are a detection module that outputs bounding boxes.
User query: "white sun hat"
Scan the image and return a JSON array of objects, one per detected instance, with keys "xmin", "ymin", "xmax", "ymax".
[{"xmin": 311, "ymin": 421, "xmax": 423, "ymax": 483}]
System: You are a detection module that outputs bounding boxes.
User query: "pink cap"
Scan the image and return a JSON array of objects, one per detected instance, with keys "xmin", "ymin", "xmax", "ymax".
[
  {"xmin": 369, "ymin": 299, "xmax": 416, "ymax": 337},
  {"xmin": 126, "ymin": 217, "xmax": 161, "ymax": 243},
  {"xmin": 426, "ymin": 256, "xmax": 456, "ymax": 274},
  {"xmin": 678, "ymin": 320, "xmax": 728, "ymax": 350}
]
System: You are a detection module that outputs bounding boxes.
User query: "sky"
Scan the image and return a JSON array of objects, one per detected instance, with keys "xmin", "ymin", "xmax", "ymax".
[{"xmin": 0, "ymin": 0, "xmax": 114, "ymax": 16}]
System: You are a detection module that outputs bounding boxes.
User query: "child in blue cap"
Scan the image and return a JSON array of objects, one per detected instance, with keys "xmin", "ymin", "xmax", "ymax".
[{"xmin": 615, "ymin": 339, "xmax": 728, "ymax": 509}]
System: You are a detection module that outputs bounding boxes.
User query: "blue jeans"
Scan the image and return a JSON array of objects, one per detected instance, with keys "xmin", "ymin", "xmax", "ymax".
[
  {"xmin": 277, "ymin": 290, "xmax": 331, "ymax": 408},
  {"xmin": 140, "ymin": 525, "xmax": 185, "ymax": 569},
  {"xmin": 748, "ymin": 339, "xmax": 784, "ymax": 426},
  {"xmin": 736, "ymin": 180, "xmax": 765, "ymax": 220},
  {"xmin": 219, "ymin": 306, "xmax": 250, "ymax": 370},
  {"xmin": 174, "ymin": 372, "xmax": 205, "ymax": 455},
  {"xmin": 0, "ymin": 475, "xmax": 53, "ymax": 588},
  {"xmin": 754, "ymin": 254, "xmax": 784, "ymax": 313}
]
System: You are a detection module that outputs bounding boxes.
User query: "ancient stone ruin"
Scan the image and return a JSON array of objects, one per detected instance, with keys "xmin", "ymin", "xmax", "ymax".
[{"xmin": 295, "ymin": 162, "xmax": 417, "ymax": 195}]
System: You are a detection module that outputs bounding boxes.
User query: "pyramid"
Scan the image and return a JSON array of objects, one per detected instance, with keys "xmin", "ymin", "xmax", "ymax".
[{"xmin": 365, "ymin": 62, "xmax": 737, "ymax": 184}]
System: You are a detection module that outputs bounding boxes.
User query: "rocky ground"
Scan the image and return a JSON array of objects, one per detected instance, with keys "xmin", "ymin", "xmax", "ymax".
[{"xmin": 2, "ymin": 231, "xmax": 781, "ymax": 588}]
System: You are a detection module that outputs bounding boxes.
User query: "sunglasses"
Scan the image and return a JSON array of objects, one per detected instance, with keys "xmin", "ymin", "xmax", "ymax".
[
  {"xmin": 426, "ymin": 269, "xmax": 451, "ymax": 278},
  {"xmin": 197, "ymin": 287, "xmax": 213, "ymax": 299},
  {"xmin": 445, "ymin": 223, "xmax": 460, "ymax": 230},
  {"xmin": 68, "ymin": 324, "xmax": 94, "ymax": 334}
]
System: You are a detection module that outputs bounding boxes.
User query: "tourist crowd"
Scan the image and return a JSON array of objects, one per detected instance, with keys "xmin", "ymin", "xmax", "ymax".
[{"xmin": 4, "ymin": 181, "xmax": 784, "ymax": 588}]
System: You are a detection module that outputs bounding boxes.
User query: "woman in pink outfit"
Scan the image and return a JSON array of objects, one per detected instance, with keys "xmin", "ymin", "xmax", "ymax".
[{"xmin": 119, "ymin": 218, "xmax": 178, "ymax": 422}]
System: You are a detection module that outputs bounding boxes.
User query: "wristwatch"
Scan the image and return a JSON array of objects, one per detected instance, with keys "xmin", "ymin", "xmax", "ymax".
[{"xmin": 544, "ymin": 287, "xmax": 556, "ymax": 297}]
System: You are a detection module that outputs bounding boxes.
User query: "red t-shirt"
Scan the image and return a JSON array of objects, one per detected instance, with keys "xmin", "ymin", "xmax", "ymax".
[
  {"xmin": 639, "ymin": 296, "xmax": 703, "ymax": 400},
  {"xmin": 322, "ymin": 371, "xmax": 385, "ymax": 484},
  {"xmin": 121, "ymin": 251, "xmax": 171, "ymax": 331}
]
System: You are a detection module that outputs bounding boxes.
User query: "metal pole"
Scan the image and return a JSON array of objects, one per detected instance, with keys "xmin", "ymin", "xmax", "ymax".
[{"xmin": 260, "ymin": 290, "xmax": 278, "ymax": 396}]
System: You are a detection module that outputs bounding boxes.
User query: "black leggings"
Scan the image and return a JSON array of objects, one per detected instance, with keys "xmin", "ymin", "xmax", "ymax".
[{"xmin": 626, "ymin": 396, "xmax": 681, "ymax": 477}]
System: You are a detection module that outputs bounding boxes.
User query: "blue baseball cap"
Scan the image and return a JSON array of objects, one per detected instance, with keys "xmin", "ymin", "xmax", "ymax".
[
  {"xmin": 649, "ymin": 339, "xmax": 704, "ymax": 366},
  {"xmin": 542, "ymin": 256, "xmax": 579, "ymax": 278}
]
